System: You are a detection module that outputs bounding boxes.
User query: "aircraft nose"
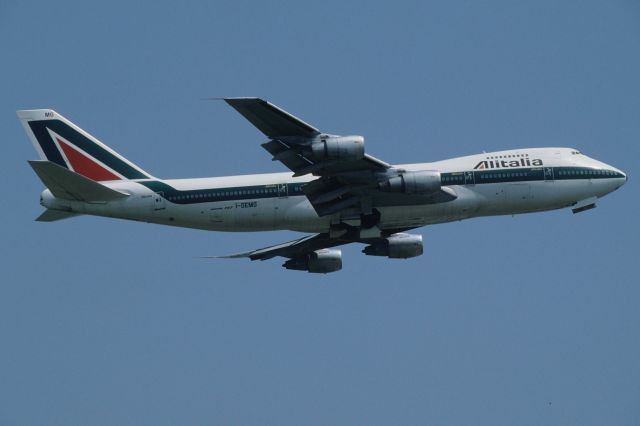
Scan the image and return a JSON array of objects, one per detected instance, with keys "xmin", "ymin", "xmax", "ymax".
[
  {"xmin": 592, "ymin": 157, "xmax": 627, "ymax": 192},
  {"xmin": 597, "ymin": 158, "xmax": 626, "ymax": 181},
  {"xmin": 611, "ymin": 165, "xmax": 627, "ymax": 190}
]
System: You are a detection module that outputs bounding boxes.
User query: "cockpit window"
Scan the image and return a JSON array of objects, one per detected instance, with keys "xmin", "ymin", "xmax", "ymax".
[{"xmin": 571, "ymin": 150, "xmax": 581, "ymax": 155}]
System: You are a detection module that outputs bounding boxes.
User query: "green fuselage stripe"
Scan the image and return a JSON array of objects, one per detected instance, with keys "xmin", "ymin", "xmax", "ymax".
[{"xmin": 139, "ymin": 166, "xmax": 624, "ymax": 205}]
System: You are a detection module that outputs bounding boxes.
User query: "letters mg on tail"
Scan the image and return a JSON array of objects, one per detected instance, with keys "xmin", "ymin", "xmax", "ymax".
[{"xmin": 18, "ymin": 99, "xmax": 627, "ymax": 273}]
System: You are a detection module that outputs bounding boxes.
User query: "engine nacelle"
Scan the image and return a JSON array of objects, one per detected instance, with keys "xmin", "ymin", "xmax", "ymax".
[
  {"xmin": 283, "ymin": 248, "xmax": 343, "ymax": 273},
  {"xmin": 379, "ymin": 171, "xmax": 441, "ymax": 194},
  {"xmin": 362, "ymin": 233, "xmax": 423, "ymax": 259},
  {"xmin": 311, "ymin": 136, "xmax": 365, "ymax": 161}
]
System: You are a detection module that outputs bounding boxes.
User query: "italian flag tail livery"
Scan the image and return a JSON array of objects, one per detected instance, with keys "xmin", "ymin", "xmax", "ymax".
[{"xmin": 17, "ymin": 109, "xmax": 151, "ymax": 181}]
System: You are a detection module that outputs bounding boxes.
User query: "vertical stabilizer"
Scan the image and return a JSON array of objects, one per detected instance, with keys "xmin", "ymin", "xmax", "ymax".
[{"xmin": 17, "ymin": 109, "xmax": 152, "ymax": 181}]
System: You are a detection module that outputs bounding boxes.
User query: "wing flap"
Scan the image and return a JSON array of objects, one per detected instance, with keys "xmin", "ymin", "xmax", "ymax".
[{"xmin": 261, "ymin": 139, "xmax": 313, "ymax": 171}]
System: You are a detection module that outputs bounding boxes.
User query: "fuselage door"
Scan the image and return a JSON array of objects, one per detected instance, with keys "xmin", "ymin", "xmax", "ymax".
[
  {"xmin": 278, "ymin": 183, "xmax": 288, "ymax": 198},
  {"xmin": 154, "ymin": 191, "xmax": 166, "ymax": 210},
  {"xmin": 464, "ymin": 171, "xmax": 475, "ymax": 185},
  {"xmin": 544, "ymin": 167, "xmax": 554, "ymax": 181}
]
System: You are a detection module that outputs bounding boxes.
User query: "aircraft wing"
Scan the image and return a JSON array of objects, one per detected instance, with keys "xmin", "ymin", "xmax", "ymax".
[
  {"xmin": 213, "ymin": 227, "xmax": 414, "ymax": 261},
  {"xmin": 224, "ymin": 98, "xmax": 456, "ymax": 218},
  {"xmin": 214, "ymin": 233, "xmax": 340, "ymax": 261},
  {"xmin": 224, "ymin": 98, "xmax": 390, "ymax": 176},
  {"xmin": 224, "ymin": 97, "xmax": 320, "ymax": 139}
]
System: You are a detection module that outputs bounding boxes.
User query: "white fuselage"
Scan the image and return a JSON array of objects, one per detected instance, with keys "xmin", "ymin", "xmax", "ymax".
[{"xmin": 40, "ymin": 147, "xmax": 626, "ymax": 233}]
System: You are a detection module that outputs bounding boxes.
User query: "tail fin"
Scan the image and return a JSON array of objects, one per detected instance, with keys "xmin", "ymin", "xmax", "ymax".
[{"xmin": 17, "ymin": 109, "xmax": 152, "ymax": 181}]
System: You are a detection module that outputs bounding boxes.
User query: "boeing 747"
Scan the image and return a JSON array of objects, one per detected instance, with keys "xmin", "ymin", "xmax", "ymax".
[{"xmin": 19, "ymin": 99, "xmax": 627, "ymax": 273}]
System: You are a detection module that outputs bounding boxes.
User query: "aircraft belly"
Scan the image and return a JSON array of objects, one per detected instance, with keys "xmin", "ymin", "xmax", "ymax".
[
  {"xmin": 378, "ymin": 186, "xmax": 481, "ymax": 228},
  {"xmin": 158, "ymin": 196, "xmax": 329, "ymax": 233},
  {"xmin": 473, "ymin": 180, "xmax": 595, "ymax": 216},
  {"xmin": 207, "ymin": 198, "xmax": 280, "ymax": 231},
  {"xmin": 281, "ymin": 196, "xmax": 331, "ymax": 233},
  {"xmin": 528, "ymin": 180, "xmax": 595, "ymax": 211},
  {"xmin": 117, "ymin": 199, "xmax": 268, "ymax": 232}
]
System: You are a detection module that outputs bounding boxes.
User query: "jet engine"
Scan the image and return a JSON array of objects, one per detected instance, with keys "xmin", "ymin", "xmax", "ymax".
[
  {"xmin": 283, "ymin": 248, "xmax": 343, "ymax": 273},
  {"xmin": 312, "ymin": 136, "xmax": 365, "ymax": 161},
  {"xmin": 379, "ymin": 171, "xmax": 441, "ymax": 194},
  {"xmin": 362, "ymin": 233, "xmax": 423, "ymax": 259}
]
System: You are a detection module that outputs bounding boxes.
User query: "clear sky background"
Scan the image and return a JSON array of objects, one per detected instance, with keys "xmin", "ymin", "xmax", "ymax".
[{"xmin": 1, "ymin": 1, "xmax": 639, "ymax": 424}]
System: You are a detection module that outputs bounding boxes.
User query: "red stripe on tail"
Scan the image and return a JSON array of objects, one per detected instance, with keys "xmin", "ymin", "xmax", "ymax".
[{"xmin": 57, "ymin": 138, "xmax": 122, "ymax": 181}]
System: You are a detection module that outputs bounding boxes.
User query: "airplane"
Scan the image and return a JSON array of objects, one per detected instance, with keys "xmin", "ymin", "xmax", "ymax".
[{"xmin": 18, "ymin": 98, "xmax": 627, "ymax": 273}]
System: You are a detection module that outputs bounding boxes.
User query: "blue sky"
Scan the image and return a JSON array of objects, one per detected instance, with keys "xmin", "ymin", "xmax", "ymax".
[{"xmin": 1, "ymin": 1, "xmax": 639, "ymax": 424}]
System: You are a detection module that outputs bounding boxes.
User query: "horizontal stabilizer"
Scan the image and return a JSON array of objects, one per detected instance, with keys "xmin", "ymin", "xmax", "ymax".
[
  {"xmin": 36, "ymin": 209, "xmax": 81, "ymax": 222},
  {"xmin": 29, "ymin": 160, "xmax": 129, "ymax": 202}
]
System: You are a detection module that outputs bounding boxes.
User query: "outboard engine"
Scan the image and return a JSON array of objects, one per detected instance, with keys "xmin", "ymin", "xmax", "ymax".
[
  {"xmin": 283, "ymin": 248, "xmax": 343, "ymax": 273},
  {"xmin": 363, "ymin": 233, "xmax": 423, "ymax": 259},
  {"xmin": 311, "ymin": 136, "xmax": 365, "ymax": 161}
]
